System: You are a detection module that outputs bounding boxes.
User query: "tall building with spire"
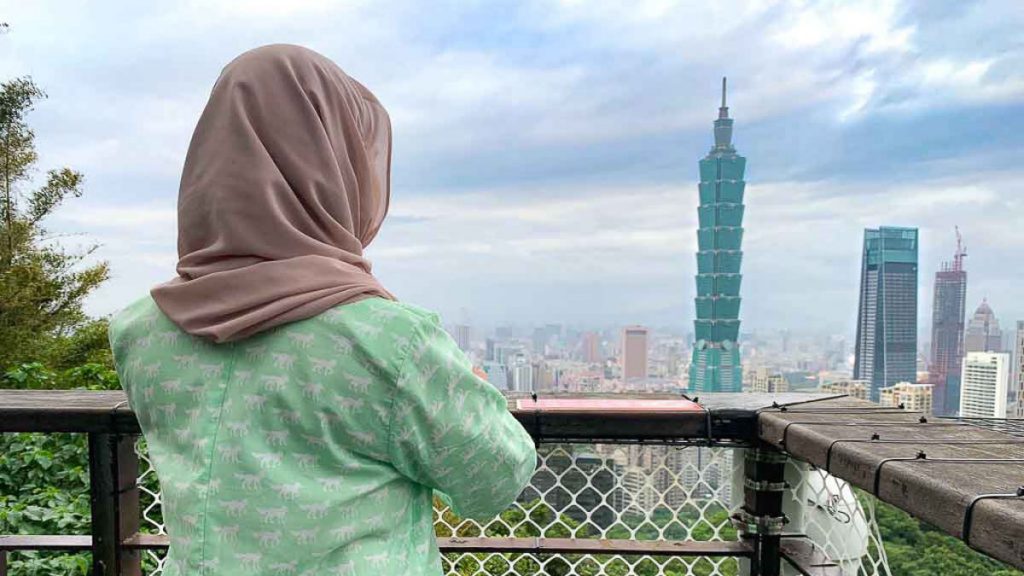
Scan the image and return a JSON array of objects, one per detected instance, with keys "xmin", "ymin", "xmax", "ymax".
[
  {"xmin": 929, "ymin": 228, "xmax": 967, "ymax": 416},
  {"xmin": 690, "ymin": 78, "xmax": 744, "ymax": 393}
]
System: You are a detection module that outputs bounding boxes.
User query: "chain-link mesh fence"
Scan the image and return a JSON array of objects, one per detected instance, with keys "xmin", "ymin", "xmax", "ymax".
[
  {"xmin": 137, "ymin": 437, "xmax": 170, "ymax": 574},
  {"xmin": 436, "ymin": 444, "xmax": 742, "ymax": 576},
  {"xmin": 134, "ymin": 440, "xmax": 892, "ymax": 575}
]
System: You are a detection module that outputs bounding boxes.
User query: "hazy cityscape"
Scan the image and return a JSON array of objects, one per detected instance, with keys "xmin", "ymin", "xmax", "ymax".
[
  {"xmin": 448, "ymin": 305, "xmax": 1021, "ymax": 407},
  {"xmin": 449, "ymin": 83, "xmax": 1024, "ymax": 423}
]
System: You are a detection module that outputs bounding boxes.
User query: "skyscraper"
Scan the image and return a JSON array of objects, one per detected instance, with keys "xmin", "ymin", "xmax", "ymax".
[
  {"xmin": 453, "ymin": 324, "xmax": 471, "ymax": 352},
  {"xmin": 929, "ymin": 229, "xmax": 967, "ymax": 416},
  {"xmin": 960, "ymin": 352, "xmax": 1009, "ymax": 418},
  {"xmin": 622, "ymin": 326, "xmax": 649, "ymax": 381},
  {"xmin": 853, "ymin": 226, "xmax": 919, "ymax": 401},
  {"xmin": 965, "ymin": 299, "xmax": 1003, "ymax": 353},
  {"xmin": 510, "ymin": 356, "xmax": 534, "ymax": 393},
  {"xmin": 1013, "ymin": 321, "xmax": 1024, "ymax": 418},
  {"xmin": 581, "ymin": 332, "xmax": 602, "ymax": 364},
  {"xmin": 690, "ymin": 78, "xmax": 744, "ymax": 393}
]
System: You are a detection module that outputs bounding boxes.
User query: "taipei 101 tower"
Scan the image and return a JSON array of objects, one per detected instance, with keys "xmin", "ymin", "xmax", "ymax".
[{"xmin": 690, "ymin": 78, "xmax": 745, "ymax": 393}]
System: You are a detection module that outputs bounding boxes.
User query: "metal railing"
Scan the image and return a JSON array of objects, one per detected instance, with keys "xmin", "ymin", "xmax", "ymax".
[{"xmin": 5, "ymin": 389, "xmax": 995, "ymax": 576}]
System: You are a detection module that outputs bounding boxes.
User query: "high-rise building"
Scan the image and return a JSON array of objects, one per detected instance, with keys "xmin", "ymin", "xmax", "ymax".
[
  {"xmin": 747, "ymin": 367, "xmax": 787, "ymax": 394},
  {"xmin": 452, "ymin": 325, "xmax": 471, "ymax": 352},
  {"xmin": 690, "ymin": 78, "xmax": 744, "ymax": 393},
  {"xmin": 483, "ymin": 362, "xmax": 509, "ymax": 390},
  {"xmin": 965, "ymin": 299, "xmax": 1003, "ymax": 353},
  {"xmin": 532, "ymin": 324, "xmax": 562, "ymax": 355},
  {"xmin": 581, "ymin": 332, "xmax": 602, "ymax": 364},
  {"xmin": 491, "ymin": 342, "xmax": 522, "ymax": 365},
  {"xmin": 819, "ymin": 380, "xmax": 870, "ymax": 400},
  {"xmin": 853, "ymin": 226, "xmax": 919, "ymax": 401},
  {"xmin": 510, "ymin": 356, "xmax": 534, "ymax": 393},
  {"xmin": 879, "ymin": 381, "xmax": 934, "ymax": 414},
  {"xmin": 960, "ymin": 352, "xmax": 1010, "ymax": 418},
  {"xmin": 622, "ymin": 326, "xmax": 649, "ymax": 381},
  {"xmin": 485, "ymin": 338, "xmax": 496, "ymax": 362},
  {"xmin": 929, "ymin": 229, "xmax": 967, "ymax": 416},
  {"xmin": 1013, "ymin": 322, "xmax": 1024, "ymax": 418}
]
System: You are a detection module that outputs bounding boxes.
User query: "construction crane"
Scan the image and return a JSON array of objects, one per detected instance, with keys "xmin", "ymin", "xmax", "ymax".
[{"xmin": 953, "ymin": 226, "xmax": 967, "ymax": 272}]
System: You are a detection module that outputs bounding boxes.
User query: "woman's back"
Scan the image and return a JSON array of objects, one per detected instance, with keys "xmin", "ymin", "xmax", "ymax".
[{"xmin": 110, "ymin": 295, "xmax": 536, "ymax": 576}]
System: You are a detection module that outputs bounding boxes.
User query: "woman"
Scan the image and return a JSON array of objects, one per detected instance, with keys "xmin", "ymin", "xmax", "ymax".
[{"xmin": 108, "ymin": 44, "xmax": 537, "ymax": 576}]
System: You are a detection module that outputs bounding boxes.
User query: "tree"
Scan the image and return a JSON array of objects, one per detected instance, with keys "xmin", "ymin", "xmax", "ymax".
[{"xmin": 0, "ymin": 76, "xmax": 109, "ymax": 371}]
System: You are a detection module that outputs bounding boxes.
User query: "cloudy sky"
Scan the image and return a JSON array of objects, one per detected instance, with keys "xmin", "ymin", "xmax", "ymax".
[{"xmin": 2, "ymin": 0, "xmax": 1023, "ymax": 336}]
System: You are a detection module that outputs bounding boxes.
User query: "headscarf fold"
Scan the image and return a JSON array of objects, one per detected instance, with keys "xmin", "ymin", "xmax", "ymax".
[{"xmin": 151, "ymin": 44, "xmax": 394, "ymax": 343}]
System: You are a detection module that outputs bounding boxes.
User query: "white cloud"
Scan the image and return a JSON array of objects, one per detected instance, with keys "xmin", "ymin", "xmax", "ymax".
[
  {"xmin": 2, "ymin": 0, "xmax": 1023, "ymax": 329},
  {"xmin": 769, "ymin": 0, "xmax": 914, "ymax": 54},
  {"xmin": 55, "ymin": 205, "xmax": 176, "ymax": 229}
]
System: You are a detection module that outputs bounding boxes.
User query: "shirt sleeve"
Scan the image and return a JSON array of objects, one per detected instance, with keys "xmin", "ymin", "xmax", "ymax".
[{"xmin": 387, "ymin": 314, "xmax": 537, "ymax": 520}]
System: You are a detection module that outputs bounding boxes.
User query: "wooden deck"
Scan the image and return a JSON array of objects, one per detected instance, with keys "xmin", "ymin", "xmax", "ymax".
[{"xmin": 759, "ymin": 396, "xmax": 1024, "ymax": 570}]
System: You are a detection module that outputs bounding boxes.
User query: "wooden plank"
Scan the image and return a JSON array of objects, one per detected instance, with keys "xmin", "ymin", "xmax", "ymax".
[
  {"xmin": 121, "ymin": 533, "xmax": 170, "ymax": 549},
  {"xmin": 88, "ymin": 433, "xmax": 141, "ymax": 576},
  {"xmin": 759, "ymin": 398, "xmax": 1024, "ymax": 571},
  {"xmin": 0, "ymin": 389, "xmax": 841, "ymax": 440},
  {"xmin": 0, "ymin": 535, "xmax": 92, "ymax": 550},
  {"xmin": 0, "ymin": 390, "xmax": 138, "ymax": 433},
  {"xmin": 89, "ymin": 433, "xmax": 117, "ymax": 576},
  {"xmin": 118, "ymin": 435, "xmax": 142, "ymax": 576},
  {"xmin": 507, "ymin": 392, "xmax": 842, "ymax": 443},
  {"xmin": 779, "ymin": 537, "xmax": 845, "ymax": 576},
  {"xmin": 440, "ymin": 537, "xmax": 751, "ymax": 556},
  {"xmin": 515, "ymin": 397, "xmax": 703, "ymax": 413},
  {"xmin": 24, "ymin": 533, "xmax": 751, "ymax": 557}
]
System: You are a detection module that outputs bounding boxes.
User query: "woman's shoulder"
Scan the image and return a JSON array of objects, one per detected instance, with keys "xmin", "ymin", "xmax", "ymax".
[
  {"xmin": 108, "ymin": 295, "xmax": 167, "ymax": 342},
  {"xmin": 327, "ymin": 297, "xmax": 443, "ymax": 332},
  {"xmin": 300, "ymin": 297, "xmax": 446, "ymax": 357}
]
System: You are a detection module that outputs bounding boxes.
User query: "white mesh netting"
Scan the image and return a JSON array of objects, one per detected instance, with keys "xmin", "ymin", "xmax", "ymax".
[{"xmin": 782, "ymin": 460, "xmax": 892, "ymax": 576}]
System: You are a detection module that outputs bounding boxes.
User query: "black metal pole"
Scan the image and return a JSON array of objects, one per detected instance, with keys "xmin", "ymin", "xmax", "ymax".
[
  {"xmin": 88, "ymin": 433, "xmax": 142, "ymax": 576},
  {"xmin": 741, "ymin": 444, "xmax": 787, "ymax": 576}
]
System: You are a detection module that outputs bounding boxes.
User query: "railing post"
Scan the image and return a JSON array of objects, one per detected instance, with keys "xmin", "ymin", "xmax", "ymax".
[
  {"xmin": 0, "ymin": 550, "xmax": 7, "ymax": 576},
  {"xmin": 89, "ymin": 433, "xmax": 142, "ymax": 576},
  {"xmin": 739, "ymin": 444, "xmax": 788, "ymax": 576}
]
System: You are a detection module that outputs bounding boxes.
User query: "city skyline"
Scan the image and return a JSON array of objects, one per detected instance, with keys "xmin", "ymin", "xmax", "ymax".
[{"xmin": 2, "ymin": 1, "xmax": 1024, "ymax": 332}]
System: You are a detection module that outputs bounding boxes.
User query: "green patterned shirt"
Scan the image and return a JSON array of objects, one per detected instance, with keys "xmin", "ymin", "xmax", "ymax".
[{"xmin": 109, "ymin": 295, "xmax": 537, "ymax": 576}]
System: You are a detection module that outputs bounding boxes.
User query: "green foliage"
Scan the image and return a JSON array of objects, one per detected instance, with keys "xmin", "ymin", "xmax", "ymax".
[
  {"xmin": 0, "ymin": 76, "xmax": 109, "ymax": 373},
  {"xmin": 0, "ymin": 33, "xmax": 117, "ymax": 574},
  {"xmin": 0, "ymin": 359, "xmax": 117, "ymax": 573},
  {"xmin": 1, "ymin": 362, "xmax": 119, "ymax": 391},
  {"xmin": 871, "ymin": 496, "xmax": 1023, "ymax": 576},
  {"xmin": 0, "ymin": 432, "xmax": 91, "ymax": 575}
]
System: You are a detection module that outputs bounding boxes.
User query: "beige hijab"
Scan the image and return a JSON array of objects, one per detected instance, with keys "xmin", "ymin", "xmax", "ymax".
[{"xmin": 151, "ymin": 44, "xmax": 395, "ymax": 343}]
